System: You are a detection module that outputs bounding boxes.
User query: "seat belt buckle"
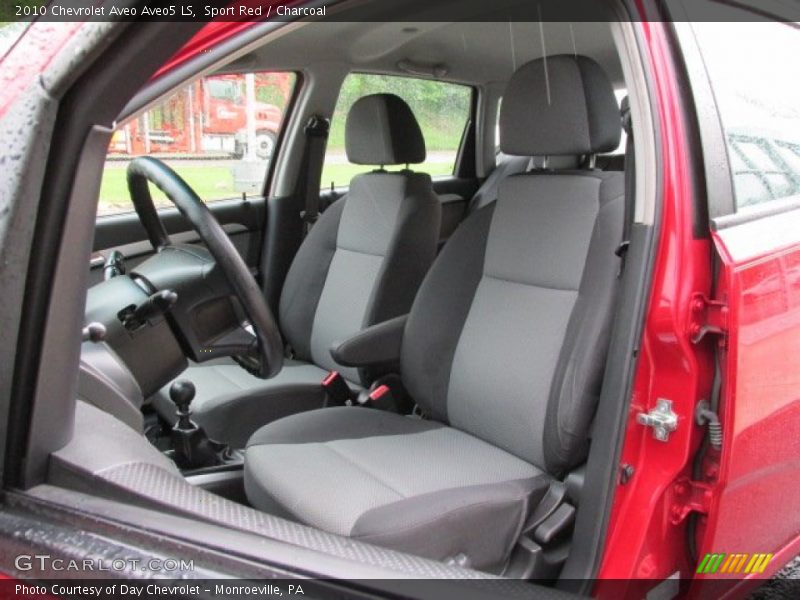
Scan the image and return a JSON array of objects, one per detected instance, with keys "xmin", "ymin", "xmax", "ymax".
[
  {"xmin": 356, "ymin": 384, "xmax": 394, "ymax": 410},
  {"xmin": 322, "ymin": 370, "xmax": 351, "ymax": 406}
]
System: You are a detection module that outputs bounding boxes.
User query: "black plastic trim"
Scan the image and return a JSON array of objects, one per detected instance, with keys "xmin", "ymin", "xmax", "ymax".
[
  {"xmin": 94, "ymin": 197, "xmax": 265, "ymax": 253},
  {"xmin": 7, "ymin": 20, "xmax": 206, "ymax": 488},
  {"xmin": 663, "ymin": 20, "xmax": 711, "ymax": 239},
  {"xmin": 454, "ymin": 88, "xmax": 479, "ymax": 179},
  {"xmin": 668, "ymin": 3, "xmax": 736, "ymax": 219}
]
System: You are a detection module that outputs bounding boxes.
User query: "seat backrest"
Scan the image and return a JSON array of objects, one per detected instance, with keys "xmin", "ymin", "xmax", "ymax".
[
  {"xmin": 469, "ymin": 155, "xmax": 582, "ymax": 213},
  {"xmin": 402, "ymin": 56, "xmax": 624, "ymax": 475},
  {"xmin": 279, "ymin": 94, "xmax": 441, "ymax": 383}
]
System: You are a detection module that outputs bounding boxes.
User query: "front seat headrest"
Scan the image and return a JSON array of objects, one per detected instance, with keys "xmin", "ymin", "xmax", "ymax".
[
  {"xmin": 345, "ymin": 93, "xmax": 426, "ymax": 165},
  {"xmin": 500, "ymin": 55, "xmax": 621, "ymax": 156}
]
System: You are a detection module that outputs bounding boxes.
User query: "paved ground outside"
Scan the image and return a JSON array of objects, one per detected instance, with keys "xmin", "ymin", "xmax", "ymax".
[{"xmin": 749, "ymin": 557, "xmax": 800, "ymax": 599}]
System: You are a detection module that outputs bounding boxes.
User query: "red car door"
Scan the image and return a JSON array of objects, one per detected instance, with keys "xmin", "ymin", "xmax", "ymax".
[
  {"xmin": 700, "ymin": 212, "xmax": 800, "ymax": 581},
  {"xmin": 678, "ymin": 6, "xmax": 800, "ymax": 595}
]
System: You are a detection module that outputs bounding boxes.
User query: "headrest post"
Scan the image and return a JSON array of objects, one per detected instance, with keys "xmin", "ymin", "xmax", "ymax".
[
  {"xmin": 542, "ymin": 155, "xmax": 549, "ymax": 170},
  {"xmin": 588, "ymin": 154, "xmax": 597, "ymax": 170}
]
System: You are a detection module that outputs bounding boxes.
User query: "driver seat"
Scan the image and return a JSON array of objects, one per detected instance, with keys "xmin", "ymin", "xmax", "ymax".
[
  {"xmin": 153, "ymin": 94, "xmax": 441, "ymax": 447},
  {"xmin": 243, "ymin": 55, "xmax": 625, "ymax": 571}
]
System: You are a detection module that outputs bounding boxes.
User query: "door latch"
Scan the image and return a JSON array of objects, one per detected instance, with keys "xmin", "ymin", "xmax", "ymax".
[{"xmin": 637, "ymin": 398, "xmax": 678, "ymax": 442}]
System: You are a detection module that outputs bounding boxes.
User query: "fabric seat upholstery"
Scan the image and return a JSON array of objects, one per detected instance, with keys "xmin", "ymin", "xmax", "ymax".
[
  {"xmin": 245, "ymin": 55, "xmax": 625, "ymax": 569},
  {"xmin": 245, "ymin": 407, "xmax": 549, "ymax": 566},
  {"xmin": 153, "ymin": 94, "xmax": 441, "ymax": 447},
  {"xmin": 469, "ymin": 154, "xmax": 581, "ymax": 213}
]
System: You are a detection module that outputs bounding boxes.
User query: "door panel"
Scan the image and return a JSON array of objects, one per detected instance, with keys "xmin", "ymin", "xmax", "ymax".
[
  {"xmin": 90, "ymin": 196, "xmax": 265, "ymax": 285},
  {"xmin": 702, "ymin": 207, "xmax": 800, "ymax": 574}
]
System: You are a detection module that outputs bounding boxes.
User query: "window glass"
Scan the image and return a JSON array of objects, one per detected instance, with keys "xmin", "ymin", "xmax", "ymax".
[
  {"xmin": 776, "ymin": 143, "xmax": 800, "ymax": 173},
  {"xmin": 321, "ymin": 74, "xmax": 471, "ymax": 189},
  {"xmin": 737, "ymin": 141, "xmax": 775, "ymax": 172},
  {"xmin": 693, "ymin": 20, "xmax": 800, "ymax": 212},
  {"xmin": 98, "ymin": 72, "xmax": 296, "ymax": 216}
]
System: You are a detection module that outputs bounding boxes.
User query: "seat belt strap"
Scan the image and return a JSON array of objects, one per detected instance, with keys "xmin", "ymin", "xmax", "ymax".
[
  {"xmin": 297, "ymin": 115, "xmax": 330, "ymax": 237},
  {"xmin": 616, "ymin": 100, "xmax": 635, "ymax": 276}
]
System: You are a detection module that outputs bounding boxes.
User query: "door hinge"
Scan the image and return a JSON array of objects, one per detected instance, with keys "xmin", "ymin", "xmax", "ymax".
[
  {"xmin": 669, "ymin": 477, "xmax": 713, "ymax": 525},
  {"xmin": 690, "ymin": 293, "xmax": 728, "ymax": 344},
  {"xmin": 637, "ymin": 398, "xmax": 679, "ymax": 442}
]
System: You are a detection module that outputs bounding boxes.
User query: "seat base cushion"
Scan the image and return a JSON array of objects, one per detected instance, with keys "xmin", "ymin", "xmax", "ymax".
[
  {"xmin": 244, "ymin": 407, "xmax": 549, "ymax": 570},
  {"xmin": 152, "ymin": 359, "xmax": 360, "ymax": 449}
]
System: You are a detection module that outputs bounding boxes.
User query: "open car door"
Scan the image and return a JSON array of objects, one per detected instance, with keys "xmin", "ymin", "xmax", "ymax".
[
  {"xmin": 692, "ymin": 213, "xmax": 800, "ymax": 590},
  {"xmin": 674, "ymin": 10, "xmax": 800, "ymax": 593}
]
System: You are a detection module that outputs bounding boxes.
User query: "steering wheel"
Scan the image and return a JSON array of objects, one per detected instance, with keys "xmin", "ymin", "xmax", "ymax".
[{"xmin": 126, "ymin": 156, "xmax": 283, "ymax": 379}]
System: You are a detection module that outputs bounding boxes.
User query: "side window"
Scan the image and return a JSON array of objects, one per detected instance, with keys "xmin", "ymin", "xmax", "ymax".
[
  {"xmin": 99, "ymin": 72, "xmax": 296, "ymax": 216},
  {"xmin": 321, "ymin": 73, "xmax": 472, "ymax": 189},
  {"xmin": 693, "ymin": 20, "xmax": 800, "ymax": 212}
]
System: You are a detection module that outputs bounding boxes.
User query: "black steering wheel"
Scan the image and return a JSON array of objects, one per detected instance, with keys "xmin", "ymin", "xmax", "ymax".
[{"xmin": 126, "ymin": 156, "xmax": 283, "ymax": 379}]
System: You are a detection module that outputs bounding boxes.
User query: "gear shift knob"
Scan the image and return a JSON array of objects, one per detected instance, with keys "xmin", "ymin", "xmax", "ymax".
[
  {"xmin": 167, "ymin": 380, "xmax": 230, "ymax": 470},
  {"xmin": 169, "ymin": 380, "xmax": 196, "ymax": 427}
]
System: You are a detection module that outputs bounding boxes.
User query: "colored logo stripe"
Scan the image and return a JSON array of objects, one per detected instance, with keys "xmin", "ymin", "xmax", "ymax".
[
  {"xmin": 697, "ymin": 553, "xmax": 773, "ymax": 574},
  {"xmin": 745, "ymin": 553, "xmax": 773, "ymax": 574},
  {"xmin": 698, "ymin": 553, "xmax": 726, "ymax": 574}
]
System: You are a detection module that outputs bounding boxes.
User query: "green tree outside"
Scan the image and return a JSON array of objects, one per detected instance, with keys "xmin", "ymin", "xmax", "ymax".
[{"xmin": 327, "ymin": 73, "xmax": 471, "ymax": 152}]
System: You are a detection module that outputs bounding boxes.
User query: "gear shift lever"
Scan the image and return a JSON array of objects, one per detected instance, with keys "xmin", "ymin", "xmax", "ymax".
[
  {"xmin": 169, "ymin": 380, "xmax": 220, "ymax": 469},
  {"xmin": 170, "ymin": 380, "xmax": 196, "ymax": 430}
]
